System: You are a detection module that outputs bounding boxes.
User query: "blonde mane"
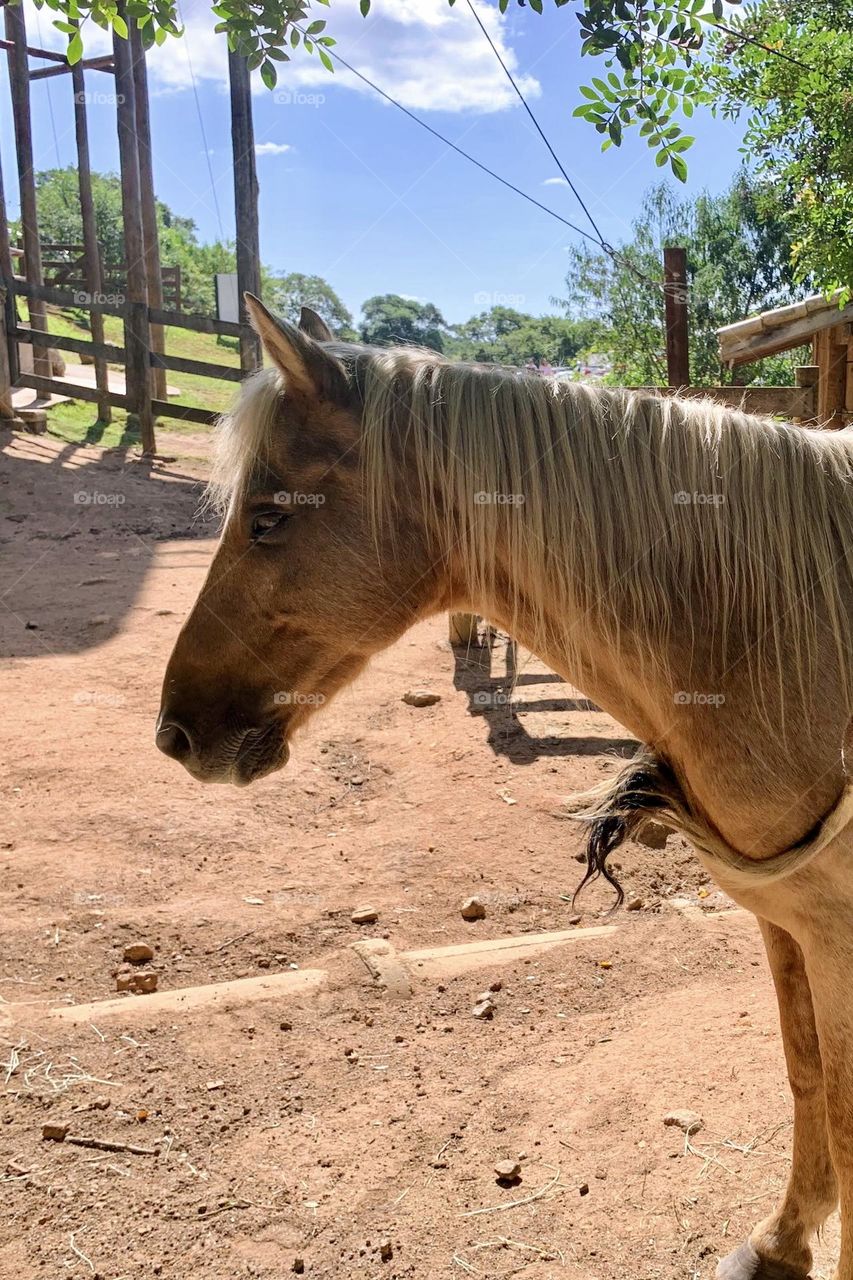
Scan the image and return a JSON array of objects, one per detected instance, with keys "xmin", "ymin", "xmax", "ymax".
[{"xmin": 213, "ymin": 345, "xmax": 853, "ymax": 728}]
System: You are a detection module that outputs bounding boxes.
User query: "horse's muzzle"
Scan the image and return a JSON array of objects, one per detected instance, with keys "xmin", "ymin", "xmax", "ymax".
[{"xmin": 155, "ymin": 713, "xmax": 289, "ymax": 785}]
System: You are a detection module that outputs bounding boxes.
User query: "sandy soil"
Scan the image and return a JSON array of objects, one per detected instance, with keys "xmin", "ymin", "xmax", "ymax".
[{"xmin": 0, "ymin": 429, "xmax": 838, "ymax": 1279}]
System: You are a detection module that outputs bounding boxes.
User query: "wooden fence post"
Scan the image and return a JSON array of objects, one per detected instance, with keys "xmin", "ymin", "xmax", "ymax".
[
  {"xmin": 129, "ymin": 23, "xmax": 166, "ymax": 402},
  {"xmin": 815, "ymin": 326, "xmax": 849, "ymax": 428},
  {"xmin": 449, "ymin": 613, "xmax": 480, "ymax": 647},
  {"xmin": 663, "ymin": 246, "xmax": 689, "ymax": 389},
  {"xmin": 794, "ymin": 364, "xmax": 819, "ymax": 425},
  {"xmin": 112, "ymin": 19, "xmax": 155, "ymax": 454},
  {"xmin": 0, "ymin": 133, "xmax": 20, "ymax": 391},
  {"xmin": 228, "ymin": 48, "xmax": 262, "ymax": 375},
  {"xmin": 71, "ymin": 55, "xmax": 112, "ymax": 424},
  {"xmin": 4, "ymin": 4, "xmax": 50, "ymax": 380}
]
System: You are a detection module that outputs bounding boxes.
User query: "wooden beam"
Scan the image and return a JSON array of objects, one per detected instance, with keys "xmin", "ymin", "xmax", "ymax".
[
  {"xmin": 150, "ymin": 398, "xmax": 218, "ymax": 425},
  {"xmin": 794, "ymin": 365, "xmax": 819, "ymax": 425},
  {"xmin": 15, "ymin": 326, "xmax": 124, "ymax": 363},
  {"xmin": 16, "ymin": 371, "xmax": 128, "ymax": 409},
  {"xmin": 4, "ymin": 5, "xmax": 50, "ymax": 378},
  {"xmin": 149, "ymin": 350, "xmax": 241, "ymax": 381},
  {"xmin": 663, "ymin": 246, "xmax": 689, "ymax": 388},
  {"xmin": 129, "ymin": 23, "xmax": 166, "ymax": 401},
  {"xmin": 720, "ymin": 299, "xmax": 853, "ymax": 366},
  {"xmin": 112, "ymin": 17, "xmax": 155, "ymax": 453},
  {"xmin": 228, "ymin": 48, "xmax": 262, "ymax": 375},
  {"xmin": 72, "ymin": 53, "xmax": 112, "ymax": 423},
  {"xmin": 147, "ymin": 305, "xmax": 246, "ymax": 339},
  {"xmin": 11, "ymin": 278, "xmax": 125, "ymax": 316},
  {"xmin": 30, "ymin": 55, "xmax": 113, "ymax": 81},
  {"xmin": 632, "ymin": 384, "xmax": 815, "ymax": 418}
]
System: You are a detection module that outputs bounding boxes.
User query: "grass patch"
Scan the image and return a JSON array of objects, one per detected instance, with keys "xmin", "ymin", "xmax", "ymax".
[{"xmin": 33, "ymin": 305, "xmax": 240, "ymax": 442}]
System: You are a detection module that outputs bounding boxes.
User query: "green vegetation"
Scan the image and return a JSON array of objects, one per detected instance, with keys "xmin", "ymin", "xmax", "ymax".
[
  {"xmin": 559, "ymin": 175, "xmax": 808, "ymax": 385},
  {"xmin": 29, "ymin": 166, "xmax": 808, "ymax": 452}
]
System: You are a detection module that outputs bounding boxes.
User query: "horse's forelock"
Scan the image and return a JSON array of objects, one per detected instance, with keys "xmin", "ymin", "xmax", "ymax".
[{"xmin": 205, "ymin": 367, "xmax": 284, "ymax": 517}]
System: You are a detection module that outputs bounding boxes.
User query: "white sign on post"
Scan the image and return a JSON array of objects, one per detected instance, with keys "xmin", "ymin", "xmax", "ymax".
[{"xmin": 215, "ymin": 273, "xmax": 240, "ymax": 325}]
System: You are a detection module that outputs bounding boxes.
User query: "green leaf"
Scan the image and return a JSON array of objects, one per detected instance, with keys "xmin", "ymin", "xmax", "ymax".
[
  {"xmin": 359, "ymin": 0, "xmax": 370, "ymax": 14},
  {"xmin": 318, "ymin": 46, "xmax": 334, "ymax": 72},
  {"xmin": 306, "ymin": 18, "xmax": 325, "ymax": 34},
  {"xmin": 670, "ymin": 153, "xmax": 688, "ymax": 181},
  {"xmin": 111, "ymin": 13, "xmax": 127, "ymax": 37},
  {"xmin": 67, "ymin": 29, "xmax": 83, "ymax": 61},
  {"xmin": 260, "ymin": 58, "xmax": 277, "ymax": 89}
]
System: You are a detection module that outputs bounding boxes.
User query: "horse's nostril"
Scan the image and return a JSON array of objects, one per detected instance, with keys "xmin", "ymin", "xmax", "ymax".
[{"xmin": 156, "ymin": 719, "xmax": 193, "ymax": 762}]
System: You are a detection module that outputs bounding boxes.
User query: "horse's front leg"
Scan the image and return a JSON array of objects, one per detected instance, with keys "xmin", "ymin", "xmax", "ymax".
[
  {"xmin": 796, "ymin": 918, "xmax": 853, "ymax": 1280},
  {"xmin": 717, "ymin": 919, "xmax": 837, "ymax": 1280}
]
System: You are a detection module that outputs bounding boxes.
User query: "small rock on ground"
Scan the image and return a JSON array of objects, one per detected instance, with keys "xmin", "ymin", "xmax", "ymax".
[
  {"xmin": 663, "ymin": 1109, "xmax": 704, "ymax": 1134},
  {"xmin": 123, "ymin": 942, "xmax": 154, "ymax": 964},
  {"xmin": 402, "ymin": 689, "xmax": 441, "ymax": 707},
  {"xmin": 351, "ymin": 905, "xmax": 379, "ymax": 924},
  {"xmin": 472, "ymin": 997, "xmax": 496, "ymax": 1020},
  {"xmin": 461, "ymin": 896, "xmax": 486, "ymax": 921},
  {"xmin": 494, "ymin": 1159, "xmax": 521, "ymax": 1181}
]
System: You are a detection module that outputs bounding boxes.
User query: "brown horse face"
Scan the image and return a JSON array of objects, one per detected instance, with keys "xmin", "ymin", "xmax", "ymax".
[{"xmin": 156, "ymin": 300, "xmax": 441, "ymax": 785}]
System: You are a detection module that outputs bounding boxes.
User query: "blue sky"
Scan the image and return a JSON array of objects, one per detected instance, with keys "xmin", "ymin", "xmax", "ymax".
[{"xmin": 2, "ymin": 0, "xmax": 746, "ymax": 326}]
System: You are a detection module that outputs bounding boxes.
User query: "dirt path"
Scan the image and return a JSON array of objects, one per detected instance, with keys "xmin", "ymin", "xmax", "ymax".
[{"xmin": 0, "ymin": 431, "xmax": 837, "ymax": 1278}]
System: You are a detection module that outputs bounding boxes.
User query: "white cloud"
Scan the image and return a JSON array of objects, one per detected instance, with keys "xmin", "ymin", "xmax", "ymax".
[
  {"xmin": 24, "ymin": 0, "xmax": 539, "ymax": 114},
  {"xmin": 543, "ymin": 177, "xmax": 569, "ymax": 187},
  {"xmin": 255, "ymin": 142, "xmax": 292, "ymax": 156}
]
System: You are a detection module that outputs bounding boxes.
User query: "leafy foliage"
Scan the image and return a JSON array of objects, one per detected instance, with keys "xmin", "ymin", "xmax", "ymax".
[
  {"xmin": 28, "ymin": 0, "xmax": 735, "ymax": 177},
  {"xmin": 25, "ymin": 168, "xmax": 235, "ymax": 314},
  {"xmin": 445, "ymin": 307, "xmax": 600, "ymax": 366},
  {"xmin": 267, "ymin": 271, "xmax": 355, "ymax": 336},
  {"xmin": 360, "ymin": 294, "xmax": 448, "ymax": 351},
  {"xmin": 557, "ymin": 175, "xmax": 807, "ymax": 384},
  {"xmin": 708, "ymin": 2, "xmax": 853, "ymax": 296}
]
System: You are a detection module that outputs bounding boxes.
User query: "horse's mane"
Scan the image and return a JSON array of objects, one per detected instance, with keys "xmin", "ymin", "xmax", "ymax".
[{"xmin": 212, "ymin": 343, "xmax": 853, "ymax": 727}]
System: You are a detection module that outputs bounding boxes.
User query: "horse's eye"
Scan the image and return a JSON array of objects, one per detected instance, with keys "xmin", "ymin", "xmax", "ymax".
[{"xmin": 251, "ymin": 511, "xmax": 291, "ymax": 542}]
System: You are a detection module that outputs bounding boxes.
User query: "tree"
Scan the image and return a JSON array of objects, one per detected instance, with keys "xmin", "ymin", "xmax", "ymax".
[
  {"xmin": 25, "ymin": 169, "xmax": 353, "ymax": 322},
  {"xmin": 557, "ymin": 175, "xmax": 805, "ymax": 385},
  {"xmin": 29, "ymin": 0, "xmax": 850, "ymax": 289},
  {"xmin": 36, "ymin": 0, "xmax": 736, "ymax": 181},
  {"xmin": 709, "ymin": 2, "xmax": 853, "ymax": 297},
  {"xmin": 360, "ymin": 294, "xmax": 448, "ymax": 351},
  {"xmin": 267, "ymin": 271, "xmax": 354, "ymax": 336},
  {"xmin": 25, "ymin": 167, "xmax": 236, "ymax": 314},
  {"xmin": 447, "ymin": 307, "xmax": 600, "ymax": 367}
]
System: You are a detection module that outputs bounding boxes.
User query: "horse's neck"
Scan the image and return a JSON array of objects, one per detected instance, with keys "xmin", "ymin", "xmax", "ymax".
[{"xmin": 475, "ymin": 582, "xmax": 848, "ymax": 862}]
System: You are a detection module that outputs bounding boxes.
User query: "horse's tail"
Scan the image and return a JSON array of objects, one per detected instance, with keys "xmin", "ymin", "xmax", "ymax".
[{"xmin": 570, "ymin": 734, "xmax": 853, "ymax": 902}]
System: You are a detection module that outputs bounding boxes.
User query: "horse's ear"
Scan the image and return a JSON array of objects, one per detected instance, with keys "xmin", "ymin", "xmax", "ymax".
[
  {"xmin": 299, "ymin": 305, "xmax": 333, "ymax": 343},
  {"xmin": 244, "ymin": 293, "xmax": 346, "ymax": 404}
]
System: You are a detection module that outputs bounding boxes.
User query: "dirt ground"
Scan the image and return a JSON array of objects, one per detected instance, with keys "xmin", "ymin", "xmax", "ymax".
[{"xmin": 0, "ymin": 429, "xmax": 839, "ymax": 1280}]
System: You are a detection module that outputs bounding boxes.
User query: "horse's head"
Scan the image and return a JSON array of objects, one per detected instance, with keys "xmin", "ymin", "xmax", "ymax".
[{"xmin": 156, "ymin": 298, "xmax": 448, "ymax": 785}]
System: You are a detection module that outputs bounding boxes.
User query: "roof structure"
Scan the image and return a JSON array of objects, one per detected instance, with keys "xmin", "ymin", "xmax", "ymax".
[{"xmin": 718, "ymin": 291, "xmax": 853, "ymax": 367}]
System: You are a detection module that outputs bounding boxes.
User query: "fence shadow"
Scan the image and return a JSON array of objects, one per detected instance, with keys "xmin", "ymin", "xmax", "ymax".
[
  {"xmin": 0, "ymin": 426, "xmax": 214, "ymax": 660},
  {"xmin": 451, "ymin": 628, "xmax": 637, "ymax": 764}
]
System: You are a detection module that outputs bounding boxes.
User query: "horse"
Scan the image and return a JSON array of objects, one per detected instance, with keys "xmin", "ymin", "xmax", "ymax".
[{"xmin": 157, "ymin": 295, "xmax": 853, "ymax": 1280}]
